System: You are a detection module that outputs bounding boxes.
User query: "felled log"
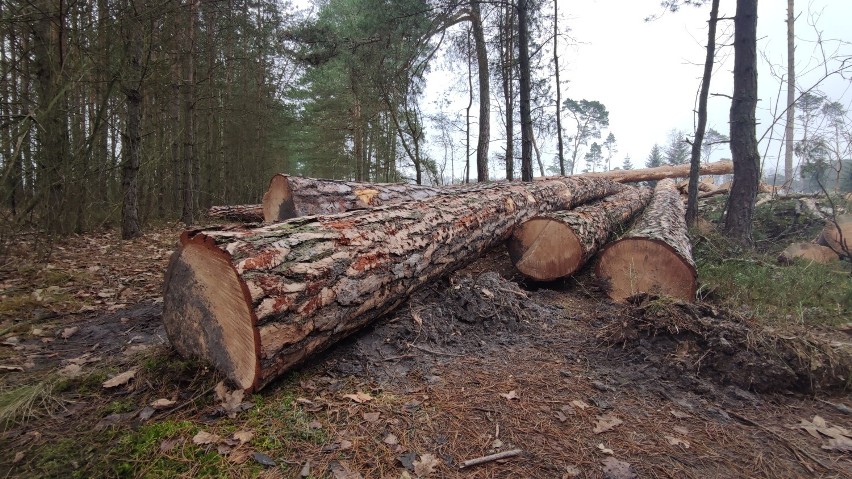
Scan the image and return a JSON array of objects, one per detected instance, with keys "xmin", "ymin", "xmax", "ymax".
[
  {"xmin": 821, "ymin": 214, "xmax": 852, "ymax": 256},
  {"xmin": 508, "ymin": 187, "xmax": 653, "ymax": 281},
  {"xmin": 163, "ymin": 177, "xmax": 623, "ymax": 390},
  {"xmin": 595, "ymin": 179, "xmax": 697, "ymax": 302},
  {"xmin": 581, "ymin": 160, "xmax": 732, "ymax": 183},
  {"xmin": 262, "ymin": 175, "xmax": 443, "ymax": 222},
  {"xmin": 207, "ymin": 204, "xmax": 264, "ymax": 223},
  {"xmin": 778, "ymin": 243, "xmax": 839, "ymax": 265}
]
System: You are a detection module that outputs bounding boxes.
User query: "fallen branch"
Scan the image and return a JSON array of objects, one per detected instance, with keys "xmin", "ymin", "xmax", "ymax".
[{"xmin": 459, "ymin": 448, "xmax": 523, "ymax": 469}]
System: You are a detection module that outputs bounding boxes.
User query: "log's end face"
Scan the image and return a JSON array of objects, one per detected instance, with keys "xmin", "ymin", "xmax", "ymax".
[
  {"xmin": 262, "ymin": 175, "xmax": 297, "ymax": 223},
  {"xmin": 163, "ymin": 238, "xmax": 260, "ymax": 391},
  {"xmin": 508, "ymin": 217, "xmax": 583, "ymax": 281},
  {"xmin": 595, "ymin": 238, "xmax": 697, "ymax": 303}
]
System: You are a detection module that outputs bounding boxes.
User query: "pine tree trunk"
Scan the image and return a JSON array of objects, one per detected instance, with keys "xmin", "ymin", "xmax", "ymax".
[
  {"xmin": 471, "ymin": 2, "xmax": 489, "ymax": 182},
  {"xmin": 163, "ymin": 176, "xmax": 623, "ymax": 390},
  {"xmin": 784, "ymin": 0, "xmax": 795, "ymax": 187},
  {"xmin": 262, "ymin": 175, "xmax": 444, "ymax": 223},
  {"xmin": 121, "ymin": 0, "xmax": 143, "ymax": 240},
  {"xmin": 207, "ymin": 204, "xmax": 264, "ymax": 223},
  {"xmin": 595, "ymin": 179, "xmax": 697, "ymax": 302},
  {"xmin": 517, "ymin": 0, "xmax": 533, "ymax": 182},
  {"xmin": 508, "ymin": 186, "xmax": 652, "ymax": 281}
]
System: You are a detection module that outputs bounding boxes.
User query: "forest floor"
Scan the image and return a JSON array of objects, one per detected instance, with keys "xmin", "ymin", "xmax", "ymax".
[{"xmin": 0, "ymin": 197, "xmax": 851, "ymax": 479}]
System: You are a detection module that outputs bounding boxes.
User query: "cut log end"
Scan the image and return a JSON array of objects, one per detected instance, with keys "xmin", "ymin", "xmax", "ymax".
[
  {"xmin": 262, "ymin": 175, "xmax": 296, "ymax": 223},
  {"xmin": 595, "ymin": 238, "xmax": 697, "ymax": 302},
  {"xmin": 508, "ymin": 217, "xmax": 583, "ymax": 281},
  {"xmin": 163, "ymin": 234, "xmax": 260, "ymax": 390}
]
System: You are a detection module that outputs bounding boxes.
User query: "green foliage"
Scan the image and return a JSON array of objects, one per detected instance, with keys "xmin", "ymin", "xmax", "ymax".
[
  {"xmin": 664, "ymin": 129, "xmax": 690, "ymax": 165},
  {"xmin": 646, "ymin": 143, "xmax": 664, "ymax": 168}
]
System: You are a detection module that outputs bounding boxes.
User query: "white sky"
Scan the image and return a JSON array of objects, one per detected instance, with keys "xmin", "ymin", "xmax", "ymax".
[{"xmin": 422, "ymin": 0, "xmax": 852, "ymax": 180}]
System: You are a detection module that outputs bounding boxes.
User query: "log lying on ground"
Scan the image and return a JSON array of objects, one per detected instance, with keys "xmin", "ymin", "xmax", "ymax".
[
  {"xmin": 581, "ymin": 160, "xmax": 732, "ymax": 183},
  {"xmin": 820, "ymin": 213, "xmax": 852, "ymax": 256},
  {"xmin": 508, "ymin": 187, "xmax": 653, "ymax": 281},
  {"xmin": 262, "ymin": 175, "xmax": 443, "ymax": 222},
  {"xmin": 778, "ymin": 242, "xmax": 839, "ymax": 265},
  {"xmin": 595, "ymin": 179, "xmax": 697, "ymax": 302},
  {"xmin": 207, "ymin": 204, "xmax": 264, "ymax": 223},
  {"xmin": 163, "ymin": 177, "xmax": 623, "ymax": 391}
]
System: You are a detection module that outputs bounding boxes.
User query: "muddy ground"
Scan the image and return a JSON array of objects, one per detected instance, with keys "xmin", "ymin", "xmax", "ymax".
[{"xmin": 0, "ymin": 229, "xmax": 851, "ymax": 478}]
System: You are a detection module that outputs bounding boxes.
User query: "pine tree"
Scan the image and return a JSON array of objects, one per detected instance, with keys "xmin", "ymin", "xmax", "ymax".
[{"xmin": 646, "ymin": 144, "xmax": 664, "ymax": 168}]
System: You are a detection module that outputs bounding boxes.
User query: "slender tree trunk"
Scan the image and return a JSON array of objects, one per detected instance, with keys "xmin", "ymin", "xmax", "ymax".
[
  {"xmin": 723, "ymin": 0, "xmax": 760, "ymax": 243},
  {"xmin": 471, "ymin": 2, "xmax": 489, "ymax": 182},
  {"xmin": 553, "ymin": 1, "xmax": 565, "ymax": 175},
  {"xmin": 784, "ymin": 0, "xmax": 795, "ymax": 188},
  {"xmin": 501, "ymin": 2, "xmax": 515, "ymax": 181},
  {"xmin": 686, "ymin": 0, "xmax": 720, "ymax": 226},
  {"xmin": 517, "ymin": 0, "xmax": 533, "ymax": 181},
  {"xmin": 465, "ymin": 29, "xmax": 473, "ymax": 184},
  {"xmin": 180, "ymin": 0, "xmax": 198, "ymax": 226},
  {"xmin": 121, "ymin": 0, "xmax": 143, "ymax": 239}
]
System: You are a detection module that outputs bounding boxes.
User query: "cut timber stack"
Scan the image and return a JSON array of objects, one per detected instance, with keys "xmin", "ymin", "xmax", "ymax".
[
  {"xmin": 508, "ymin": 187, "xmax": 653, "ymax": 281},
  {"xmin": 163, "ymin": 177, "xmax": 623, "ymax": 390},
  {"xmin": 262, "ymin": 175, "xmax": 443, "ymax": 223},
  {"xmin": 595, "ymin": 179, "xmax": 697, "ymax": 302},
  {"xmin": 207, "ymin": 204, "xmax": 263, "ymax": 223},
  {"xmin": 820, "ymin": 214, "xmax": 852, "ymax": 256}
]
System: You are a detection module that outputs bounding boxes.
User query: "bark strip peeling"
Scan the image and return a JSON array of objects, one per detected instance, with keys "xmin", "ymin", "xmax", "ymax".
[{"xmin": 164, "ymin": 176, "xmax": 622, "ymax": 390}]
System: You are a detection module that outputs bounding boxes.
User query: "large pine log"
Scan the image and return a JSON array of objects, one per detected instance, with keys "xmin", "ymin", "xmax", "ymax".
[
  {"xmin": 163, "ymin": 177, "xmax": 623, "ymax": 390},
  {"xmin": 581, "ymin": 160, "xmax": 732, "ymax": 183},
  {"xmin": 207, "ymin": 204, "xmax": 263, "ymax": 223},
  {"xmin": 595, "ymin": 179, "xmax": 697, "ymax": 302},
  {"xmin": 820, "ymin": 213, "xmax": 852, "ymax": 256},
  {"xmin": 262, "ymin": 175, "xmax": 443, "ymax": 222},
  {"xmin": 508, "ymin": 187, "xmax": 653, "ymax": 281}
]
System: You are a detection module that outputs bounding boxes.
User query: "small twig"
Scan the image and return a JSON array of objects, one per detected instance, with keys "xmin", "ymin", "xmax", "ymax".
[
  {"xmin": 158, "ymin": 383, "xmax": 217, "ymax": 419},
  {"xmin": 459, "ymin": 448, "xmax": 523, "ymax": 469}
]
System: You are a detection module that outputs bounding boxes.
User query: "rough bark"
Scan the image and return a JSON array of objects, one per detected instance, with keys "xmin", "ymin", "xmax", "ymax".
[
  {"xmin": 163, "ymin": 176, "xmax": 623, "ymax": 390},
  {"xmin": 508, "ymin": 186, "xmax": 652, "ymax": 281},
  {"xmin": 821, "ymin": 214, "xmax": 851, "ymax": 257},
  {"xmin": 595, "ymin": 179, "xmax": 697, "ymax": 302},
  {"xmin": 582, "ymin": 160, "xmax": 732, "ymax": 183},
  {"xmin": 471, "ymin": 2, "xmax": 489, "ymax": 182},
  {"xmin": 121, "ymin": 0, "xmax": 143, "ymax": 240},
  {"xmin": 686, "ymin": 0, "xmax": 720, "ymax": 226},
  {"xmin": 262, "ymin": 175, "xmax": 443, "ymax": 223},
  {"xmin": 553, "ymin": 0, "xmax": 565, "ymax": 176},
  {"xmin": 207, "ymin": 204, "xmax": 264, "ymax": 223},
  {"xmin": 723, "ymin": 0, "xmax": 760, "ymax": 243},
  {"xmin": 501, "ymin": 3, "xmax": 515, "ymax": 181},
  {"xmin": 180, "ymin": 0, "xmax": 198, "ymax": 226},
  {"xmin": 517, "ymin": 0, "xmax": 533, "ymax": 181}
]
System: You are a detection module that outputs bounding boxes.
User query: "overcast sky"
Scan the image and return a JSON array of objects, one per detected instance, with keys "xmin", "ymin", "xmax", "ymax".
[{"xmin": 422, "ymin": 0, "xmax": 852, "ymax": 180}]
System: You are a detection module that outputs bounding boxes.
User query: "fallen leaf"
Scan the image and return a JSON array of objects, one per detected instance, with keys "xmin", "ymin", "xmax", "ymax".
[
  {"xmin": 160, "ymin": 437, "xmax": 181, "ymax": 452},
  {"xmin": 192, "ymin": 430, "xmax": 222, "ymax": 445},
  {"xmin": 593, "ymin": 414, "xmax": 623, "ymax": 434},
  {"xmin": 59, "ymin": 364, "xmax": 83, "ymax": 378},
  {"xmin": 13, "ymin": 452, "xmax": 24, "ymax": 463},
  {"xmin": 555, "ymin": 410, "xmax": 569, "ymax": 423},
  {"xmin": 665, "ymin": 435, "xmax": 690, "ymax": 448},
  {"xmin": 481, "ymin": 288, "xmax": 494, "ymax": 298},
  {"xmin": 300, "ymin": 460, "xmax": 312, "ymax": 477},
  {"xmin": 796, "ymin": 416, "xmax": 852, "ymax": 441},
  {"xmin": 233, "ymin": 431, "xmax": 254, "ymax": 444},
  {"xmin": 363, "ymin": 412, "xmax": 381, "ymax": 422},
  {"xmin": 328, "ymin": 460, "xmax": 364, "ymax": 479},
  {"xmin": 499, "ymin": 390, "xmax": 519, "ymax": 400},
  {"xmin": 252, "ymin": 451, "xmax": 276, "ymax": 467},
  {"xmin": 343, "ymin": 391, "xmax": 373, "ymax": 403},
  {"xmin": 397, "ymin": 452, "xmax": 417, "ymax": 471},
  {"xmin": 491, "ymin": 438, "xmax": 504, "ymax": 449},
  {"xmin": 138, "ymin": 406, "xmax": 156, "ymax": 421},
  {"xmin": 597, "ymin": 443, "xmax": 614, "ymax": 455},
  {"xmin": 822, "ymin": 436, "xmax": 852, "ymax": 452},
  {"xmin": 308, "ymin": 420, "xmax": 323, "ymax": 429},
  {"xmin": 601, "ymin": 456, "xmax": 637, "ymax": 479},
  {"xmin": 673, "ymin": 426, "xmax": 690, "ymax": 436},
  {"xmin": 571, "ymin": 400, "xmax": 590, "ymax": 410},
  {"xmin": 151, "ymin": 398, "xmax": 177, "ymax": 409},
  {"xmin": 413, "ymin": 453, "xmax": 441, "ymax": 477},
  {"xmin": 229, "ymin": 447, "xmax": 252, "ymax": 464},
  {"xmin": 214, "ymin": 382, "xmax": 247, "ymax": 418},
  {"xmin": 383, "ymin": 433, "xmax": 399, "ymax": 445},
  {"xmin": 412, "ymin": 311, "xmax": 423, "ymax": 327},
  {"xmin": 102, "ymin": 369, "xmax": 136, "ymax": 388},
  {"xmin": 61, "ymin": 327, "xmax": 79, "ymax": 339},
  {"xmin": 563, "ymin": 465, "xmax": 581, "ymax": 478},
  {"xmin": 670, "ymin": 409, "xmax": 692, "ymax": 419}
]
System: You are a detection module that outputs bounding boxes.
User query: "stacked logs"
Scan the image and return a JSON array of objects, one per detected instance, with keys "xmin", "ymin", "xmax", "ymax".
[{"xmin": 165, "ymin": 165, "xmax": 731, "ymax": 390}]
